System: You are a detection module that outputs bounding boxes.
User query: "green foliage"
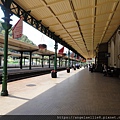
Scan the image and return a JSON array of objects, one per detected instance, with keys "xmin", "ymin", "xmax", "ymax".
[{"xmin": 0, "ymin": 20, "xmax": 35, "ymax": 45}]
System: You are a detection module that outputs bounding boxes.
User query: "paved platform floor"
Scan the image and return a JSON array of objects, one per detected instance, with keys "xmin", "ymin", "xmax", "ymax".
[{"xmin": 0, "ymin": 68, "xmax": 120, "ymax": 115}]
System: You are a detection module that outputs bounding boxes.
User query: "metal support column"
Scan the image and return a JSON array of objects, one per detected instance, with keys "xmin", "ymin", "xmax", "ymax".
[
  {"xmin": 54, "ymin": 42, "xmax": 58, "ymax": 71},
  {"xmin": 66, "ymin": 50, "xmax": 70, "ymax": 73},
  {"xmin": 59, "ymin": 57, "xmax": 60, "ymax": 67},
  {"xmin": 0, "ymin": 56, "xmax": 2, "ymax": 66},
  {"xmin": 39, "ymin": 58, "xmax": 40, "ymax": 65},
  {"xmin": 61, "ymin": 58, "xmax": 63, "ymax": 66},
  {"xmin": 24, "ymin": 57, "xmax": 25, "ymax": 66},
  {"xmin": 65, "ymin": 59, "xmax": 67, "ymax": 67},
  {"xmin": 1, "ymin": 0, "xmax": 13, "ymax": 96},
  {"xmin": 49, "ymin": 55, "xmax": 50, "ymax": 68},
  {"xmin": 68, "ymin": 50, "xmax": 70, "ymax": 68},
  {"xmin": 32, "ymin": 58, "xmax": 33, "ymax": 65},
  {"xmin": 20, "ymin": 52, "xmax": 23, "ymax": 69},
  {"xmin": 36, "ymin": 58, "xmax": 37, "ymax": 65},
  {"xmin": 42, "ymin": 55, "xmax": 44, "ymax": 68},
  {"xmin": 51, "ymin": 41, "xmax": 58, "ymax": 78},
  {"xmin": 29, "ymin": 52, "xmax": 32, "ymax": 70},
  {"xmin": 75, "ymin": 54, "xmax": 76, "ymax": 65}
]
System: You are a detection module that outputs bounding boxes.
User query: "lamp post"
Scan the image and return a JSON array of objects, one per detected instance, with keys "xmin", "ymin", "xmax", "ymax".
[
  {"xmin": 54, "ymin": 42, "xmax": 58, "ymax": 71},
  {"xmin": 1, "ymin": 0, "xmax": 13, "ymax": 96},
  {"xmin": 51, "ymin": 41, "xmax": 58, "ymax": 78}
]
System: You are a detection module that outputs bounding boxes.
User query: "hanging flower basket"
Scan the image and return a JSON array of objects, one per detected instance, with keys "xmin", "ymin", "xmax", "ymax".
[
  {"xmin": 38, "ymin": 44, "xmax": 47, "ymax": 49},
  {"xmin": 38, "ymin": 44, "xmax": 47, "ymax": 52}
]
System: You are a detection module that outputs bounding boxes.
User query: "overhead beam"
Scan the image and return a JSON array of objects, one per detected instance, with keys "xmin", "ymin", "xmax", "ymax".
[
  {"xmin": 26, "ymin": 0, "xmax": 65, "ymax": 11},
  {"xmin": 92, "ymin": 0, "xmax": 97, "ymax": 57},
  {"xmin": 68, "ymin": 0, "xmax": 89, "ymax": 57},
  {"xmin": 75, "ymin": 0, "xmax": 118, "ymax": 12},
  {"xmin": 40, "ymin": 0, "xmax": 85, "ymax": 56},
  {"xmin": 99, "ymin": 0, "xmax": 120, "ymax": 43}
]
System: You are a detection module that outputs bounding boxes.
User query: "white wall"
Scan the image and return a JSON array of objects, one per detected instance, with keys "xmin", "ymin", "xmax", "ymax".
[
  {"xmin": 108, "ymin": 29, "xmax": 120, "ymax": 68},
  {"xmin": 116, "ymin": 31, "xmax": 120, "ymax": 68},
  {"xmin": 108, "ymin": 42, "xmax": 111, "ymax": 66}
]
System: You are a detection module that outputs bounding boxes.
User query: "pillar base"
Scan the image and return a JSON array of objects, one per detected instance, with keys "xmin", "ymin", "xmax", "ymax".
[
  {"xmin": 1, "ymin": 90, "xmax": 8, "ymax": 96},
  {"xmin": 51, "ymin": 70, "xmax": 57, "ymax": 78}
]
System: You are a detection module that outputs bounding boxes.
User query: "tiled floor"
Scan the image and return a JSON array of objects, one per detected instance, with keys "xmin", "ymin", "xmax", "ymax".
[
  {"xmin": 0, "ymin": 68, "xmax": 81, "ymax": 115},
  {"xmin": 1, "ymin": 67, "xmax": 120, "ymax": 115}
]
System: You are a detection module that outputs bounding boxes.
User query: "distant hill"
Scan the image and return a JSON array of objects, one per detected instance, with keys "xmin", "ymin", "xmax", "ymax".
[{"xmin": 0, "ymin": 21, "xmax": 35, "ymax": 45}]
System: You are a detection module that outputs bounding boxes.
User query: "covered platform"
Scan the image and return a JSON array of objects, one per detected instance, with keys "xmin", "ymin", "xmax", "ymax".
[
  {"xmin": 2, "ymin": 0, "xmax": 118, "ymax": 73},
  {"xmin": 0, "ymin": 68, "xmax": 120, "ymax": 116},
  {"xmin": 2, "ymin": 0, "xmax": 119, "ymax": 59},
  {"xmin": 0, "ymin": 35, "xmax": 79, "ymax": 69},
  {"xmin": 0, "ymin": 0, "xmax": 120, "ymax": 116}
]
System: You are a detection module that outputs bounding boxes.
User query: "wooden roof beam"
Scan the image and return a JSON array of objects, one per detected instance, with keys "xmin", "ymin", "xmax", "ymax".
[
  {"xmin": 26, "ymin": 0, "xmax": 65, "ymax": 11},
  {"xmin": 99, "ymin": 0, "xmax": 120, "ymax": 43}
]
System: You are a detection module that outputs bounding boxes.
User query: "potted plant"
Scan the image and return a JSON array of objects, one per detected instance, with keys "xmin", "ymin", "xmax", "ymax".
[
  {"xmin": 38, "ymin": 44, "xmax": 47, "ymax": 49},
  {"xmin": 51, "ymin": 70, "xmax": 57, "ymax": 78},
  {"xmin": 66, "ymin": 67, "xmax": 70, "ymax": 73}
]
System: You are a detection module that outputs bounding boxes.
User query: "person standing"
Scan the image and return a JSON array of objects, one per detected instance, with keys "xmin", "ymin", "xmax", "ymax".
[{"xmin": 103, "ymin": 64, "xmax": 107, "ymax": 76}]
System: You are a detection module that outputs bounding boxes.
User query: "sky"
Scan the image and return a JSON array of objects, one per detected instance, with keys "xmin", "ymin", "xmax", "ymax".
[{"xmin": 0, "ymin": 7, "xmax": 69, "ymax": 53}]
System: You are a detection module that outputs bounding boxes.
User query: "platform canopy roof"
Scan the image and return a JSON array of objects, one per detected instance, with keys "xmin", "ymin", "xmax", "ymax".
[
  {"xmin": 0, "ymin": 35, "xmax": 38, "ymax": 52},
  {"xmin": 0, "ymin": 0, "xmax": 119, "ymax": 59},
  {"xmin": 0, "ymin": 50, "xmax": 29, "ymax": 58},
  {"xmin": 0, "ymin": 35, "xmax": 72, "ymax": 59},
  {"xmin": 0, "ymin": 50, "xmax": 43, "ymax": 59},
  {"xmin": 0, "ymin": 35, "xmax": 54, "ymax": 56},
  {"xmin": 9, "ymin": 52, "xmax": 29, "ymax": 57},
  {"xmin": 33, "ymin": 49, "xmax": 55, "ymax": 56}
]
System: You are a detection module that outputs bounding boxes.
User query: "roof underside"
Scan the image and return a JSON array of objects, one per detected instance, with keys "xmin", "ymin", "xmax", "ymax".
[
  {"xmin": 1, "ymin": 0, "xmax": 120, "ymax": 58},
  {"xmin": 0, "ymin": 35, "xmax": 38, "ymax": 52},
  {"xmin": 0, "ymin": 35, "xmax": 55, "ymax": 56}
]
